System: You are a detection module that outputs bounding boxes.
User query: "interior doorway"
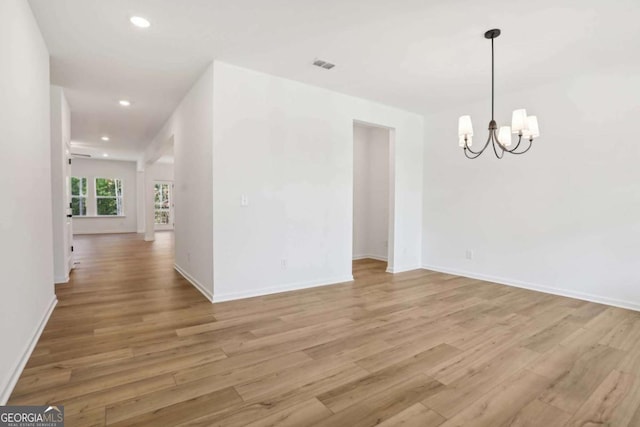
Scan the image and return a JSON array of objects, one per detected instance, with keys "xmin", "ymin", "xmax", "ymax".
[
  {"xmin": 154, "ymin": 181, "xmax": 174, "ymax": 230},
  {"xmin": 144, "ymin": 138, "xmax": 175, "ymax": 241},
  {"xmin": 352, "ymin": 121, "xmax": 394, "ymax": 273}
]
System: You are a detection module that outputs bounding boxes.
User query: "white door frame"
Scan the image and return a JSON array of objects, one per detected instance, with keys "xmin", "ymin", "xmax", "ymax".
[
  {"xmin": 65, "ymin": 142, "xmax": 74, "ymax": 272},
  {"xmin": 352, "ymin": 119, "xmax": 396, "ymax": 272}
]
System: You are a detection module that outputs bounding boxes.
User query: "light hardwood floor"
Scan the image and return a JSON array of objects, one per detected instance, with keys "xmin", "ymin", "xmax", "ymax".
[{"xmin": 9, "ymin": 232, "xmax": 640, "ymax": 426}]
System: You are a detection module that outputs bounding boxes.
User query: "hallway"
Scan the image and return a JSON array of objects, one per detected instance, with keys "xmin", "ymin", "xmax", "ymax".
[{"xmin": 8, "ymin": 233, "xmax": 640, "ymax": 426}]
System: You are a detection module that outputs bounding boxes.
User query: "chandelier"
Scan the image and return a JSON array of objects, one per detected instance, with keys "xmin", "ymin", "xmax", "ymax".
[{"xmin": 458, "ymin": 29, "xmax": 540, "ymax": 159}]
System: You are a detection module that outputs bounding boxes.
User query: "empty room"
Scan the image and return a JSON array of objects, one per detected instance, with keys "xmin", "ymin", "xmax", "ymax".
[{"xmin": 1, "ymin": 0, "xmax": 639, "ymax": 426}]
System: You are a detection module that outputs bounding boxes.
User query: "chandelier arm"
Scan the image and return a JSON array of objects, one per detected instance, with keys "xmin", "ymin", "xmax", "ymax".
[
  {"xmin": 463, "ymin": 148, "xmax": 484, "ymax": 159},
  {"xmin": 507, "ymin": 138, "xmax": 534, "ymax": 155},
  {"xmin": 492, "ymin": 141, "xmax": 504, "ymax": 159},
  {"xmin": 490, "ymin": 130, "xmax": 505, "ymax": 159},
  {"xmin": 502, "ymin": 134, "xmax": 523, "ymax": 153},
  {"xmin": 463, "ymin": 132, "xmax": 493, "ymax": 155}
]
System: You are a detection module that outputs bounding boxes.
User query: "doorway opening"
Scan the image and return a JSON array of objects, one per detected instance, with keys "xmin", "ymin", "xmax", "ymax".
[
  {"xmin": 154, "ymin": 181, "xmax": 174, "ymax": 230},
  {"xmin": 144, "ymin": 136, "xmax": 174, "ymax": 241},
  {"xmin": 352, "ymin": 121, "xmax": 394, "ymax": 275}
]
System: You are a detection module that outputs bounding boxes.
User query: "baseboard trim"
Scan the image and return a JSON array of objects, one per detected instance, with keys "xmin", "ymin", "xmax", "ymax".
[
  {"xmin": 212, "ymin": 275, "xmax": 355, "ymax": 303},
  {"xmin": 73, "ymin": 231, "xmax": 137, "ymax": 235},
  {"xmin": 174, "ymin": 264, "xmax": 213, "ymax": 302},
  {"xmin": 1, "ymin": 295, "xmax": 58, "ymax": 405},
  {"xmin": 422, "ymin": 263, "xmax": 640, "ymax": 313},
  {"xmin": 54, "ymin": 275, "xmax": 69, "ymax": 284},
  {"xmin": 353, "ymin": 254, "xmax": 388, "ymax": 262},
  {"xmin": 386, "ymin": 264, "xmax": 422, "ymax": 274}
]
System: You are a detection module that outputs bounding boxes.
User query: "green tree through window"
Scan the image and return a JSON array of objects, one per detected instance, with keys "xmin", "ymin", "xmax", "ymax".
[
  {"xmin": 71, "ymin": 177, "xmax": 87, "ymax": 216},
  {"xmin": 95, "ymin": 178, "xmax": 123, "ymax": 215}
]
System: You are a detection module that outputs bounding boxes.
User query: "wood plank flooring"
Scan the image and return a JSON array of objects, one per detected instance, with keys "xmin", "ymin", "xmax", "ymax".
[{"xmin": 9, "ymin": 232, "xmax": 640, "ymax": 426}]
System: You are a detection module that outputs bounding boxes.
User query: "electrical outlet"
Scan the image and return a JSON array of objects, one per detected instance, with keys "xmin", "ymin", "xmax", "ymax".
[
  {"xmin": 465, "ymin": 250, "xmax": 474, "ymax": 260},
  {"xmin": 241, "ymin": 195, "xmax": 249, "ymax": 207},
  {"xmin": 281, "ymin": 259, "xmax": 287, "ymax": 269}
]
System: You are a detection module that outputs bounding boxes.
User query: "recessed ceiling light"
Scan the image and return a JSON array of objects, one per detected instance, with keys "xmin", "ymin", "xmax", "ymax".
[
  {"xmin": 130, "ymin": 16, "xmax": 151, "ymax": 28},
  {"xmin": 101, "ymin": 136, "xmax": 110, "ymax": 141},
  {"xmin": 103, "ymin": 153, "xmax": 109, "ymax": 157},
  {"xmin": 119, "ymin": 100, "xmax": 131, "ymax": 107}
]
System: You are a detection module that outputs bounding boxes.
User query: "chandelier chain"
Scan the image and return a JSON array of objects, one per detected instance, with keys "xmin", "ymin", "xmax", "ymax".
[{"xmin": 491, "ymin": 37, "xmax": 494, "ymax": 121}]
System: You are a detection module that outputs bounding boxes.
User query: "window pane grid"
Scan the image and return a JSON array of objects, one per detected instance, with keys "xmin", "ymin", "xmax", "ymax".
[
  {"xmin": 154, "ymin": 183, "xmax": 171, "ymax": 225},
  {"xmin": 95, "ymin": 178, "xmax": 124, "ymax": 216},
  {"xmin": 71, "ymin": 177, "xmax": 88, "ymax": 216}
]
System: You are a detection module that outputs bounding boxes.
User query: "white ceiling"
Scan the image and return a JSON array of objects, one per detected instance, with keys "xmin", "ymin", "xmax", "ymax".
[{"xmin": 29, "ymin": 0, "xmax": 640, "ymax": 161}]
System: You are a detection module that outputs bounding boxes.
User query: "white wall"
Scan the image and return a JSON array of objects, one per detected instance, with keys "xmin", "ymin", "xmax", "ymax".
[
  {"xmin": 145, "ymin": 65, "xmax": 214, "ymax": 299},
  {"xmin": 0, "ymin": 0, "xmax": 56, "ymax": 404},
  {"xmin": 71, "ymin": 158, "xmax": 138, "ymax": 234},
  {"xmin": 422, "ymin": 65, "xmax": 640, "ymax": 311},
  {"xmin": 353, "ymin": 124, "xmax": 390, "ymax": 261},
  {"xmin": 211, "ymin": 62, "xmax": 423, "ymax": 301},
  {"xmin": 148, "ymin": 162, "xmax": 174, "ymax": 182},
  {"xmin": 50, "ymin": 86, "xmax": 72, "ymax": 282}
]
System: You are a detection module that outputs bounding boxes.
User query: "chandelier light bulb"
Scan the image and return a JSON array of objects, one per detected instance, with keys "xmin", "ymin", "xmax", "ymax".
[
  {"xmin": 526, "ymin": 116, "xmax": 540, "ymax": 138},
  {"xmin": 511, "ymin": 109, "xmax": 528, "ymax": 134},
  {"xmin": 498, "ymin": 126, "xmax": 512, "ymax": 147},
  {"xmin": 458, "ymin": 115, "xmax": 473, "ymax": 137},
  {"xmin": 459, "ymin": 135, "xmax": 472, "ymax": 147}
]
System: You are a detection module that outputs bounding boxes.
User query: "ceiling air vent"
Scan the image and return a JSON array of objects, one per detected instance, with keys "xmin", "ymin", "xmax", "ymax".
[{"xmin": 313, "ymin": 59, "xmax": 335, "ymax": 70}]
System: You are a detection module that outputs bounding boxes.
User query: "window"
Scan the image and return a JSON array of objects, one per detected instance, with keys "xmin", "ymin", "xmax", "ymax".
[
  {"xmin": 154, "ymin": 183, "xmax": 171, "ymax": 225},
  {"xmin": 95, "ymin": 178, "xmax": 124, "ymax": 216},
  {"xmin": 71, "ymin": 177, "xmax": 87, "ymax": 216}
]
